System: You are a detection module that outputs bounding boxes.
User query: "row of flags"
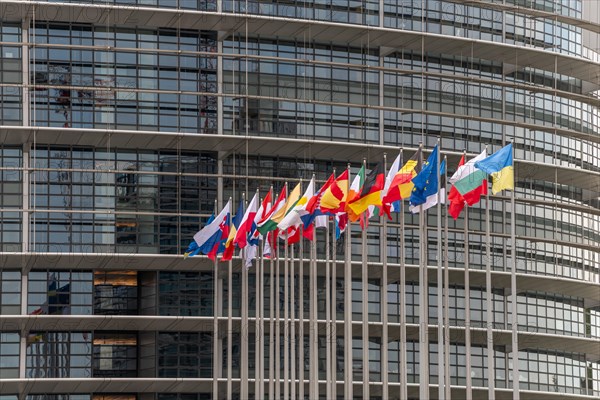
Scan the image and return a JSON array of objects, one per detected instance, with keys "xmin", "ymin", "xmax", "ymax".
[{"xmin": 185, "ymin": 143, "xmax": 514, "ymax": 266}]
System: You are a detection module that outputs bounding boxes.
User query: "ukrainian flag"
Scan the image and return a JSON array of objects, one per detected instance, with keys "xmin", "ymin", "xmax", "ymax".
[{"xmin": 474, "ymin": 143, "xmax": 514, "ymax": 194}]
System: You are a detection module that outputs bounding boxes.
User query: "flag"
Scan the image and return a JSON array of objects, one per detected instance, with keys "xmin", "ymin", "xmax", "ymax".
[
  {"xmin": 450, "ymin": 149, "xmax": 488, "ymax": 206},
  {"xmin": 193, "ymin": 199, "xmax": 231, "ymax": 260},
  {"xmin": 304, "ymin": 173, "xmax": 334, "ymax": 226},
  {"xmin": 263, "ymin": 231, "xmax": 274, "ymax": 259},
  {"xmin": 409, "ymin": 145, "xmax": 439, "ymax": 208},
  {"xmin": 335, "ymin": 212, "xmax": 348, "ymax": 240},
  {"xmin": 382, "ymin": 148, "xmax": 422, "ymax": 213},
  {"xmin": 184, "ymin": 214, "xmax": 215, "ymax": 258},
  {"xmin": 257, "ymin": 187, "xmax": 287, "ymax": 235},
  {"xmin": 347, "ymin": 162, "xmax": 385, "ymax": 216},
  {"xmin": 244, "ymin": 189, "xmax": 273, "ymax": 268},
  {"xmin": 447, "ymin": 154, "xmax": 466, "ymax": 219},
  {"xmin": 346, "ymin": 165, "xmax": 365, "ymax": 222},
  {"xmin": 278, "ymin": 177, "xmax": 314, "ymax": 231},
  {"xmin": 234, "ymin": 191, "xmax": 259, "ymax": 249},
  {"xmin": 319, "ymin": 170, "xmax": 349, "ymax": 214},
  {"xmin": 380, "ymin": 152, "xmax": 401, "ymax": 218},
  {"xmin": 474, "ymin": 143, "xmax": 514, "ymax": 194},
  {"xmin": 409, "ymin": 158, "xmax": 446, "ymax": 213},
  {"xmin": 221, "ymin": 198, "xmax": 244, "ymax": 262},
  {"xmin": 270, "ymin": 182, "xmax": 301, "ymax": 229}
]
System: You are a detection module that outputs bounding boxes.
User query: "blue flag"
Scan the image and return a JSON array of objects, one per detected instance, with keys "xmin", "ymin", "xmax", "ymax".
[
  {"xmin": 184, "ymin": 214, "xmax": 215, "ymax": 257},
  {"xmin": 409, "ymin": 145, "xmax": 439, "ymax": 207}
]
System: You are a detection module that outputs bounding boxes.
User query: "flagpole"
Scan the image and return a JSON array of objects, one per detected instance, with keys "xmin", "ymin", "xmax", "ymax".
[
  {"xmin": 361, "ymin": 158, "xmax": 370, "ymax": 400},
  {"xmin": 464, "ymin": 205, "xmax": 472, "ymax": 400},
  {"xmin": 381, "ymin": 153, "xmax": 389, "ymax": 400},
  {"xmin": 275, "ymin": 184, "xmax": 285, "ymax": 400},
  {"xmin": 484, "ymin": 145, "xmax": 495, "ymax": 399},
  {"xmin": 510, "ymin": 147, "xmax": 520, "ymax": 400},
  {"xmin": 240, "ymin": 192, "xmax": 249, "ymax": 400},
  {"xmin": 258, "ymin": 214, "xmax": 264, "ymax": 400},
  {"xmin": 331, "ymin": 211, "xmax": 338, "ymax": 399},
  {"xmin": 283, "ymin": 219, "xmax": 289, "ymax": 400},
  {"xmin": 224, "ymin": 194, "xmax": 233, "ymax": 400},
  {"xmin": 325, "ymin": 177, "xmax": 332, "ymax": 400},
  {"xmin": 344, "ymin": 163, "xmax": 353, "ymax": 400},
  {"xmin": 436, "ymin": 140, "xmax": 445, "ymax": 400},
  {"xmin": 418, "ymin": 143, "xmax": 429, "ymax": 400},
  {"xmin": 443, "ymin": 155, "xmax": 451, "ymax": 400},
  {"xmin": 290, "ymin": 240, "xmax": 296, "ymax": 400},
  {"xmin": 310, "ymin": 222, "xmax": 318, "ymax": 399},
  {"xmin": 211, "ymin": 198, "xmax": 219, "ymax": 399},
  {"xmin": 399, "ymin": 149, "xmax": 408, "ymax": 400},
  {"xmin": 268, "ymin": 226, "xmax": 275, "ymax": 399},
  {"xmin": 299, "ymin": 221, "xmax": 305, "ymax": 399},
  {"xmin": 227, "ymin": 249, "xmax": 233, "ymax": 399}
]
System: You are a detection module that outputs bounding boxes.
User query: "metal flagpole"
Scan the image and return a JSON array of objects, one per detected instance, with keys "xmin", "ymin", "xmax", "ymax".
[
  {"xmin": 361, "ymin": 160, "xmax": 369, "ymax": 400},
  {"xmin": 211, "ymin": 198, "xmax": 219, "ymax": 399},
  {"xmin": 344, "ymin": 164, "xmax": 353, "ymax": 400},
  {"xmin": 437, "ymin": 142, "xmax": 445, "ymax": 400},
  {"xmin": 511, "ymin": 149, "xmax": 520, "ymax": 400},
  {"xmin": 284, "ymin": 227, "xmax": 290, "ymax": 400},
  {"xmin": 418, "ymin": 144, "xmax": 429, "ymax": 400},
  {"xmin": 399, "ymin": 149, "xmax": 408, "ymax": 400},
  {"xmin": 268, "ymin": 229, "xmax": 275, "ymax": 399},
  {"xmin": 227, "ymin": 252, "xmax": 233, "ymax": 399},
  {"xmin": 464, "ymin": 206, "xmax": 472, "ymax": 400},
  {"xmin": 265, "ymin": 233, "xmax": 275, "ymax": 400},
  {"xmin": 443, "ymin": 155, "xmax": 451, "ymax": 400},
  {"xmin": 255, "ymin": 239, "xmax": 260, "ymax": 398},
  {"xmin": 299, "ymin": 224, "xmax": 305, "ymax": 399},
  {"xmin": 275, "ymin": 225, "xmax": 282, "ymax": 398},
  {"xmin": 484, "ymin": 146, "xmax": 495, "ymax": 399},
  {"xmin": 331, "ymin": 212, "xmax": 338, "ymax": 399},
  {"xmin": 241, "ymin": 194, "xmax": 249, "ymax": 400},
  {"xmin": 290, "ymin": 241, "xmax": 296, "ymax": 400},
  {"xmin": 381, "ymin": 153, "xmax": 389, "ymax": 400},
  {"xmin": 258, "ymin": 218, "xmax": 265, "ymax": 400},
  {"xmin": 226, "ymin": 194, "xmax": 233, "ymax": 399},
  {"xmin": 310, "ymin": 226, "xmax": 318, "ymax": 398},
  {"xmin": 325, "ymin": 203, "xmax": 332, "ymax": 400}
]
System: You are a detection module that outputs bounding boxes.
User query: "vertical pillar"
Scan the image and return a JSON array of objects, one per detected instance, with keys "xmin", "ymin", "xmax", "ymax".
[
  {"xmin": 217, "ymin": 40, "xmax": 224, "ymax": 136},
  {"xmin": 22, "ymin": 18, "xmax": 30, "ymax": 127}
]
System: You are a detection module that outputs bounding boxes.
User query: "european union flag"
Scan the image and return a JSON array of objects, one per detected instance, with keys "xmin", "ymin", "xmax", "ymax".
[{"xmin": 409, "ymin": 145, "xmax": 439, "ymax": 207}]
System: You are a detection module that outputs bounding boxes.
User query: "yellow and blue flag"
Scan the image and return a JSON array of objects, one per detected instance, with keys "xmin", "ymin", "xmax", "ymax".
[{"xmin": 474, "ymin": 143, "xmax": 514, "ymax": 194}]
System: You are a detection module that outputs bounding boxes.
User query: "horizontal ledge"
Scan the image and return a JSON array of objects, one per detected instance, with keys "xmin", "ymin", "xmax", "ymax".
[
  {"xmin": 0, "ymin": 252, "xmax": 597, "ymax": 304},
  {"xmin": 0, "ymin": 378, "xmax": 596, "ymax": 399},
  {"xmin": 3, "ymin": 316, "xmax": 599, "ymax": 359},
  {"xmin": 1, "ymin": 127, "xmax": 598, "ymax": 194},
  {"xmin": 0, "ymin": 2, "xmax": 598, "ymax": 85}
]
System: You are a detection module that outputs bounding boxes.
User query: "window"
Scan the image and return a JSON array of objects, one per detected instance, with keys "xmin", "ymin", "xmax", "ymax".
[
  {"xmin": 26, "ymin": 332, "xmax": 91, "ymax": 378},
  {"xmin": 0, "ymin": 332, "xmax": 19, "ymax": 378},
  {"xmin": 158, "ymin": 332, "xmax": 213, "ymax": 378},
  {"xmin": 0, "ymin": 271, "xmax": 20, "ymax": 314},
  {"xmin": 159, "ymin": 271, "xmax": 214, "ymax": 316},
  {"xmin": 28, "ymin": 271, "xmax": 93, "ymax": 315},
  {"xmin": 94, "ymin": 271, "xmax": 138, "ymax": 315},
  {"xmin": 93, "ymin": 333, "xmax": 137, "ymax": 377}
]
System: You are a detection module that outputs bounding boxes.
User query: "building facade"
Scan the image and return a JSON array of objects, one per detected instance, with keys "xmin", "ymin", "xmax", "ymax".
[{"xmin": 0, "ymin": 1, "xmax": 599, "ymax": 399}]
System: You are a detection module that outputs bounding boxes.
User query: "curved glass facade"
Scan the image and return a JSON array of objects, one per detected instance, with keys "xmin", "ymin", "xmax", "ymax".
[{"xmin": 0, "ymin": 0, "xmax": 599, "ymax": 399}]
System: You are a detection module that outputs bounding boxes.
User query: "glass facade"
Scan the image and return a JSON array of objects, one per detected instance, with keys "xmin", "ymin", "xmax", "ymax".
[{"xmin": 0, "ymin": 0, "xmax": 598, "ymax": 399}]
